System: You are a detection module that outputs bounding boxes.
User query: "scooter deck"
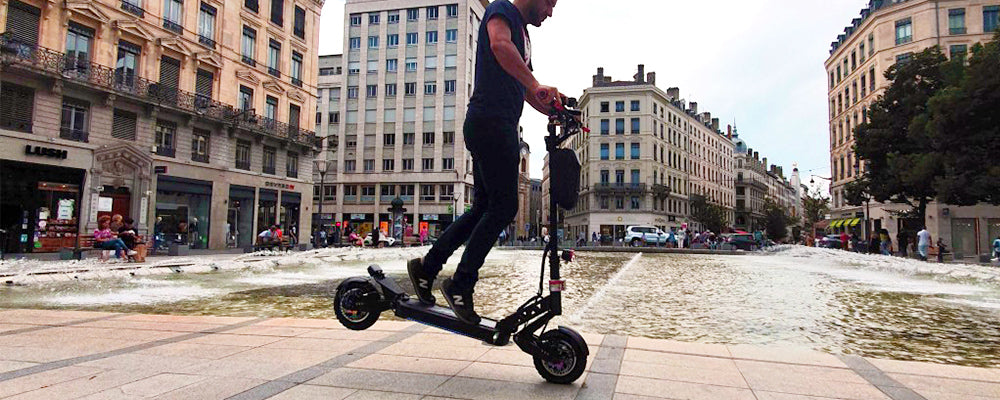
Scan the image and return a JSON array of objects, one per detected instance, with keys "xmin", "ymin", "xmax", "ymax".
[{"xmin": 395, "ymin": 298, "xmax": 501, "ymax": 343}]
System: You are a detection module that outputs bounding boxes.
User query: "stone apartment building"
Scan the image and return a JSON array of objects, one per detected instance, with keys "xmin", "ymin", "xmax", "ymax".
[
  {"xmin": 826, "ymin": 0, "xmax": 1000, "ymax": 257},
  {"xmin": 0, "ymin": 0, "xmax": 322, "ymax": 253},
  {"xmin": 558, "ymin": 65, "xmax": 736, "ymax": 241},
  {"xmin": 311, "ymin": 0, "xmax": 488, "ymax": 240}
]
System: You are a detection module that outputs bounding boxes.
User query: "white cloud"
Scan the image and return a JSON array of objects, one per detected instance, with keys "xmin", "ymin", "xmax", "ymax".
[{"xmin": 318, "ymin": 0, "xmax": 870, "ymax": 183}]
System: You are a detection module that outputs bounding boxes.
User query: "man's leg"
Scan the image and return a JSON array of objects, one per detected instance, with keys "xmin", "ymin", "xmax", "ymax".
[{"xmin": 421, "ymin": 158, "xmax": 488, "ymax": 278}]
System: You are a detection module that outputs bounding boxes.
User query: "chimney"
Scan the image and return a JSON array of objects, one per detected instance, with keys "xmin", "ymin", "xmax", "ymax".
[
  {"xmin": 754, "ymin": 151, "xmax": 759, "ymax": 161},
  {"xmin": 701, "ymin": 112, "xmax": 711, "ymax": 124},
  {"xmin": 688, "ymin": 102, "xmax": 698, "ymax": 115},
  {"xmin": 727, "ymin": 125, "xmax": 732, "ymax": 137},
  {"xmin": 593, "ymin": 67, "xmax": 605, "ymax": 87},
  {"xmin": 763, "ymin": 158, "xmax": 768, "ymax": 168},
  {"xmin": 712, "ymin": 118, "xmax": 720, "ymax": 132},
  {"xmin": 634, "ymin": 64, "xmax": 645, "ymax": 83},
  {"xmin": 667, "ymin": 87, "xmax": 680, "ymax": 100},
  {"xmin": 646, "ymin": 72, "xmax": 656, "ymax": 86}
]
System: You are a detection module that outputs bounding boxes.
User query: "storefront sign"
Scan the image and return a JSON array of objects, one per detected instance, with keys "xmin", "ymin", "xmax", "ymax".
[
  {"xmin": 57, "ymin": 199, "xmax": 74, "ymax": 220},
  {"xmin": 350, "ymin": 214, "xmax": 366, "ymax": 220},
  {"xmin": 423, "ymin": 214, "xmax": 439, "ymax": 221},
  {"xmin": 89, "ymin": 194, "xmax": 100, "ymax": 222},
  {"xmin": 154, "ymin": 166, "xmax": 168, "ymax": 174},
  {"xmin": 265, "ymin": 182, "xmax": 295, "ymax": 190},
  {"xmin": 98, "ymin": 197, "xmax": 113, "ymax": 212},
  {"xmin": 139, "ymin": 197, "xmax": 149, "ymax": 226},
  {"xmin": 24, "ymin": 145, "xmax": 68, "ymax": 160}
]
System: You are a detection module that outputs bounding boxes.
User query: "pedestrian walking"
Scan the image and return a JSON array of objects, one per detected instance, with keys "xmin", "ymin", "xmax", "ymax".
[
  {"xmin": 917, "ymin": 227, "xmax": 931, "ymax": 261},
  {"xmin": 896, "ymin": 230, "xmax": 908, "ymax": 257},
  {"xmin": 991, "ymin": 235, "xmax": 1000, "ymax": 262},
  {"xmin": 880, "ymin": 229, "xmax": 892, "ymax": 256},
  {"xmin": 936, "ymin": 237, "xmax": 947, "ymax": 263}
]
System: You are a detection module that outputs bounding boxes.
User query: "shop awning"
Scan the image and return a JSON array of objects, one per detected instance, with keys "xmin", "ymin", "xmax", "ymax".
[
  {"xmin": 846, "ymin": 218, "xmax": 861, "ymax": 227},
  {"xmin": 830, "ymin": 219, "xmax": 842, "ymax": 228}
]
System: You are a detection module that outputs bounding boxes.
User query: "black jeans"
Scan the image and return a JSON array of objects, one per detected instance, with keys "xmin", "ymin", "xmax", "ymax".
[{"xmin": 423, "ymin": 116, "xmax": 520, "ymax": 293}]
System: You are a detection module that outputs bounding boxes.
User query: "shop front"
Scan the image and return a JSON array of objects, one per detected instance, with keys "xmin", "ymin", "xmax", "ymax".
[
  {"xmin": 0, "ymin": 160, "xmax": 86, "ymax": 254},
  {"xmin": 228, "ymin": 185, "xmax": 256, "ymax": 249},
  {"xmin": 280, "ymin": 192, "xmax": 302, "ymax": 244},
  {"xmin": 346, "ymin": 213, "xmax": 374, "ymax": 236},
  {"xmin": 257, "ymin": 189, "xmax": 278, "ymax": 234},
  {"xmin": 154, "ymin": 176, "xmax": 212, "ymax": 249}
]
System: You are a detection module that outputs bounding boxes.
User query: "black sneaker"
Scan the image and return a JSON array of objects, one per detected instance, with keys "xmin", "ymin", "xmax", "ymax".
[
  {"xmin": 407, "ymin": 258, "xmax": 436, "ymax": 305},
  {"xmin": 441, "ymin": 278, "xmax": 481, "ymax": 325}
]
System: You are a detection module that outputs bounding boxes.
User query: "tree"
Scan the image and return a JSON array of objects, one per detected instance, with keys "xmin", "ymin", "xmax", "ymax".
[
  {"xmin": 802, "ymin": 187, "xmax": 830, "ymax": 234},
  {"xmin": 763, "ymin": 198, "xmax": 789, "ymax": 242},
  {"xmin": 852, "ymin": 47, "xmax": 959, "ymax": 223},
  {"xmin": 926, "ymin": 33, "xmax": 1000, "ymax": 206},
  {"xmin": 690, "ymin": 195, "xmax": 728, "ymax": 234}
]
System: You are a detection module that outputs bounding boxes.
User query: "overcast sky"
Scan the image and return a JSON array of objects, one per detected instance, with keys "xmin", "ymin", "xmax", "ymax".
[{"xmin": 317, "ymin": 0, "xmax": 869, "ymax": 193}]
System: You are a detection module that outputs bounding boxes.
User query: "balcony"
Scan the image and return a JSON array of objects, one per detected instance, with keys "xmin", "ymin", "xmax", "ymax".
[
  {"xmin": 154, "ymin": 145, "xmax": 175, "ymax": 158},
  {"xmin": 192, "ymin": 153, "xmax": 209, "ymax": 163},
  {"xmin": 59, "ymin": 127, "xmax": 89, "ymax": 142},
  {"xmin": 263, "ymin": 165, "xmax": 275, "ymax": 175},
  {"xmin": 595, "ymin": 182, "xmax": 646, "ymax": 193},
  {"xmin": 241, "ymin": 55, "xmax": 256, "ymax": 66},
  {"xmin": 198, "ymin": 35, "xmax": 216, "ymax": 49},
  {"xmin": 267, "ymin": 67, "xmax": 281, "ymax": 78},
  {"xmin": 120, "ymin": 0, "xmax": 145, "ymax": 17},
  {"xmin": 236, "ymin": 160, "xmax": 251, "ymax": 170},
  {"xmin": 162, "ymin": 19, "xmax": 183, "ymax": 34},
  {"xmin": 291, "ymin": 77, "xmax": 302, "ymax": 87},
  {"xmin": 0, "ymin": 36, "xmax": 318, "ymax": 149}
]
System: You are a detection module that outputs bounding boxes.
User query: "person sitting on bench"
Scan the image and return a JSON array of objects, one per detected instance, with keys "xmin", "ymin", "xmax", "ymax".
[
  {"xmin": 257, "ymin": 225, "xmax": 281, "ymax": 249},
  {"xmin": 94, "ymin": 215, "xmax": 135, "ymax": 260}
]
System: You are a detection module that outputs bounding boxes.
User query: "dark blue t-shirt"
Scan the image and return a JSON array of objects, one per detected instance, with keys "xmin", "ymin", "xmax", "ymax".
[{"xmin": 467, "ymin": 0, "xmax": 531, "ymax": 125}]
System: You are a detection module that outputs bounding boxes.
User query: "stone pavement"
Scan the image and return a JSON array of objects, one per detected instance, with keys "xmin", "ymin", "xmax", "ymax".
[{"xmin": 1, "ymin": 309, "xmax": 999, "ymax": 400}]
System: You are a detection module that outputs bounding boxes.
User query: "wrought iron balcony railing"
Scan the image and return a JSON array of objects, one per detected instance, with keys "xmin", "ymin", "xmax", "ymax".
[
  {"xmin": 267, "ymin": 67, "xmax": 280, "ymax": 77},
  {"xmin": 162, "ymin": 19, "xmax": 183, "ymax": 34},
  {"xmin": 291, "ymin": 77, "xmax": 302, "ymax": 87},
  {"xmin": 59, "ymin": 127, "xmax": 89, "ymax": 142},
  {"xmin": 120, "ymin": 0, "xmax": 145, "ymax": 17},
  {"xmin": 241, "ymin": 55, "xmax": 256, "ymax": 66},
  {"xmin": 197, "ymin": 35, "xmax": 216, "ymax": 49},
  {"xmin": 192, "ymin": 153, "xmax": 209, "ymax": 163},
  {"xmin": 0, "ymin": 36, "xmax": 317, "ymax": 148},
  {"xmin": 236, "ymin": 160, "xmax": 251, "ymax": 170},
  {"xmin": 154, "ymin": 145, "xmax": 175, "ymax": 158},
  {"xmin": 594, "ymin": 182, "xmax": 647, "ymax": 193}
]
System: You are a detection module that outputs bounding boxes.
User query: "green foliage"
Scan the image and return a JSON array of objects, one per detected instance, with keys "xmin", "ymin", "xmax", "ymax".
[
  {"xmin": 690, "ymin": 195, "xmax": 728, "ymax": 234},
  {"xmin": 802, "ymin": 187, "xmax": 830, "ymax": 232},
  {"xmin": 763, "ymin": 198, "xmax": 789, "ymax": 241}
]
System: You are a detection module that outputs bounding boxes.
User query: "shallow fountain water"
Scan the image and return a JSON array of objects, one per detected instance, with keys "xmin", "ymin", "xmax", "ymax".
[{"xmin": 2, "ymin": 246, "xmax": 999, "ymax": 367}]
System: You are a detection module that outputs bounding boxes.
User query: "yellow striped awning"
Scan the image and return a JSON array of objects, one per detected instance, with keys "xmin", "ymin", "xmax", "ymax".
[
  {"xmin": 830, "ymin": 219, "xmax": 843, "ymax": 228},
  {"xmin": 846, "ymin": 218, "xmax": 861, "ymax": 227}
]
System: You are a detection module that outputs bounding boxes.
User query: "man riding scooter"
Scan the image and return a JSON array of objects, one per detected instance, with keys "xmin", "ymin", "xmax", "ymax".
[{"xmin": 407, "ymin": 0, "xmax": 566, "ymax": 325}]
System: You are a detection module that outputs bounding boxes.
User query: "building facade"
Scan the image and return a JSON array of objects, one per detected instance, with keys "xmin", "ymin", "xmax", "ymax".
[
  {"xmin": 312, "ymin": 0, "xmax": 488, "ymax": 240},
  {"xmin": 826, "ymin": 0, "xmax": 1000, "ymax": 257},
  {"xmin": 562, "ymin": 65, "xmax": 735, "ymax": 241},
  {"xmin": 0, "ymin": 0, "xmax": 322, "ymax": 253}
]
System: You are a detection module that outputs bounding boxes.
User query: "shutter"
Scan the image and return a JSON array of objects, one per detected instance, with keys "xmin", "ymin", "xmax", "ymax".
[
  {"xmin": 0, "ymin": 83, "xmax": 35, "ymax": 132},
  {"xmin": 270, "ymin": 0, "xmax": 283, "ymax": 26},
  {"xmin": 196, "ymin": 69, "xmax": 214, "ymax": 98},
  {"xmin": 6, "ymin": 0, "xmax": 41, "ymax": 46},
  {"xmin": 288, "ymin": 105, "xmax": 300, "ymax": 130},
  {"xmin": 293, "ymin": 7, "xmax": 305, "ymax": 38},
  {"xmin": 159, "ymin": 57, "xmax": 181, "ymax": 89},
  {"xmin": 112, "ymin": 109, "xmax": 137, "ymax": 140}
]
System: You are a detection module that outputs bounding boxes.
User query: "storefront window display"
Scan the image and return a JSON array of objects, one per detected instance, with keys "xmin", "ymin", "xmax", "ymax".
[
  {"xmin": 155, "ymin": 176, "xmax": 211, "ymax": 249},
  {"xmin": 0, "ymin": 161, "xmax": 85, "ymax": 254},
  {"xmin": 228, "ymin": 185, "xmax": 255, "ymax": 248},
  {"xmin": 279, "ymin": 191, "xmax": 301, "ymax": 243},
  {"xmin": 258, "ymin": 189, "xmax": 277, "ymax": 235}
]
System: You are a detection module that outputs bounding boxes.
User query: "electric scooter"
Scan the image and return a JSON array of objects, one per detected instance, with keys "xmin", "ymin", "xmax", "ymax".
[{"xmin": 333, "ymin": 98, "xmax": 590, "ymax": 384}]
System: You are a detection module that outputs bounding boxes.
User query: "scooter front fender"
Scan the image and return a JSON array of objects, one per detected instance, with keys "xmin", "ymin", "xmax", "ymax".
[{"xmin": 556, "ymin": 326, "xmax": 590, "ymax": 356}]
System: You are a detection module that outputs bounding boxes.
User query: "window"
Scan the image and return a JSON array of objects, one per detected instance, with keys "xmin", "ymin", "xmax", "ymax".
[
  {"xmin": 267, "ymin": 39, "xmax": 280, "ymax": 76},
  {"xmin": 350, "ymin": 14, "xmax": 361, "ymax": 26},
  {"xmin": 631, "ymin": 196, "xmax": 640, "ymax": 210},
  {"xmin": 615, "ymin": 197, "xmax": 624, "ymax": 209},
  {"xmin": 868, "ymin": 33, "xmax": 875, "ymax": 56},
  {"xmin": 444, "ymin": 55, "xmax": 457, "ymax": 68},
  {"xmin": 407, "ymin": 8, "xmax": 418, "ymax": 21},
  {"xmin": 65, "ymin": 23, "xmax": 93, "ymax": 70},
  {"xmin": 406, "ymin": 58, "xmax": 418, "ymax": 71},
  {"xmin": 349, "ymin": 37, "xmax": 361, "ymax": 50},
  {"xmin": 895, "ymin": 18, "xmax": 912, "ymax": 45},
  {"xmin": 836, "ymin": 66, "xmax": 841, "ymax": 84},
  {"xmin": 185, "ymin": 128, "xmax": 209, "ymax": 163},
  {"xmin": 291, "ymin": 52, "xmax": 303, "ymax": 86},
  {"xmin": 347, "ymin": 86, "xmax": 359, "ymax": 98},
  {"xmin": 384, "ymin": 133, "xmax": 396, "ymax": 146},
  {"xmin": 869, "ymin": 67, "xmax": 876, "ymax": 92},
  {"xmin": 369, "ymin": 13, "xmax": 380, "ymax": 25},
  {"xmin": 265, "ymin": 96, "xmax": 278, "ymax": 121},
  {"xmin": 630, "ymin": 118, "xmax": 640, "ymax": 134},
  {"xmin": 630, "ymin": 143, "xmax": 640, "ymax": 159},
  {"xmin": 630, "ymin": 100, "xmax": 640, "ymax": 111},
  {"xmin": 387, "ymin": 34, "xmax": 399, "ymax": 47},
  {"xmin": 600, "ymin": 170, "xmax": 609, "ymax": 184},
  {"xmin": 422, "ymin": 158, "xmax": 434, "ymax": 170},
  {"xmin": 860, "ymin": 42, "xmax": 866, "ymax": 62},
  {"xmin": 986, "ymin": 6, "xmax": 1000, "ymax": 33},
  {"xmin": 293, "ymin": 6, "xmax": 305, "ymax": 39},
  {"xmin": 286, "ymin": 152, "xmax": 298, "ymax": 177},
  {"xmin": 950, "ymin": 44, "xmax": 968, "ymax": 60},
  {"xmin": 427, "ymin": 31, "xmax": 438, "ymax": 44},
  {"xmin": 403, "ymin": 132, "xmax": 415, "ymax": 144},
  {"xmin": 600, "ymin": 196, "xmax": 609, "ymax": 209},
  {"xmin": 447, "ymin": 4, "xmax": 458, "ymax": 17},
  {"xmin": 344, "ymin": 160, "xmax": 356, "ymax": 172},
  {"xmin": 423, "ymin": 106, "xmax": 435, "ymax": 121},
  {"xmin": 405, "ymin": 82, "xmax": 417, "ymax": 96},
  {"xmin": 368, "ymin": 35, "xmax": 379, "ymax": 48},
  {"xmin": 426, "ymin": 6, "xmax": 438, "ymax": 19},
  {"xmin": 163, "ymin": 0, "xmax": 183, "ymax": 32},
  {"xmin": 364, "ymin": 159, "xmax": 375, "ymax": 172},
  {"xmin": 154, "ymin": 120, "xmax": 176, "ymax": 157},
  {"xmin": 386, "ymin": 84, "xmax": 397, "ymax": 97},
  {"xmin": 615, "ymin": 101, "xmax": 625, "ymax": 112},
  {"xmin": 615, "ymin": 143, "xmax": 625, "ymax": 159},
  {"xmin": 446, "ymin": 29, "xmax": 457, "ymax": 42},
  {"xmin": 615, "ymin": 118, "xmax": 625, "ymax": 134},
  {"xmin": 426, "ymin": 56, "xmax": 437, "ymax": 69},
  {"xmin": 403, "ymin": 159, "xmax": 414, "ymax": 170},
  {"xmin": 406, "ymin": 32, "xmax": 418, "ymax": 45},
  {"xmin": 364, "ymin": 108, "xmax": 376, "ymax": 123},
  {"xmin": 383, "ymin": 159, "xmax": 395, "ymax": 171},
  {"xmin": 421, "ymin": 185, "xmax": 436, "ymax": 201},
  {"xmin": 236, "ymin": 140, "xmax": 251, "ymax": 170},
  {"xmin": 444, "ymin": 80, "xmax": 456, "ymax": 94},
  {"xmin": 425, "ymin": 82, "xmax": 437, "ymax": 95},
  {"xmin": 270, "ymin": 0, "xmax": 283, "ymax": 26},
  {"xmin": 115, "ymin": 41, "xmax": 141, "ymax": 87},
  {"xmin": 329, "ymin": 88, "xmax": 341, "ymax": 101},
  {"xmin": 444, "ymin": 106, "xmax": 455, "ymax": 120},
  {"xmin": 242, "ymin": 26, "xmax": 256, "ymax": 65},
  {"xmin": 245, "ymin": 0, "xmax": 257, "ymax": 12},
  {"xmin": 388, "ymin": 12, "xmax": 399, "ymax": 24},
  {"xmin": 423, "ymin": 131, "xmax": 435, "ymax": 145},
  {"xmin": 851, "ymin": 51, "xmax": 857, "ymax": 71},
  {"xmin": 600, "ymin": 144, "xmax": 609, "ymax": 160},
  {"xmin": 443, "ymin": 158, "xmax": 454, "ymax": 170},
  {"xmin": 600, "ymin": 102, "xmax": 609, "ymax": 113},
  {"xmin": 198, "ymin": 3, "xmax": 216, "ymax": 47},
  {"xmin": 60, "ymin": 98, "xmax": 88, "ymax": 142},
  {"xmin": 600, "ymin": 119, "xmax": 609, "ymax": 135},
  {"xmin": 329, "ymin": 112, "xmax": 339, "ymax": 124},
  {"xmin": 443, "ymin": 131, "xmax": 454, "ymax": 144},
  {"xmin": 896, "ymin": 52, "xmax": 913, "ymax": 64},
  {"xmin": 110, "ymin": 109, "xmax": 136, "ymax": 140},
  {"xmin": 949, "ymin": 9, "xmax": 966, "ymax": 35}
]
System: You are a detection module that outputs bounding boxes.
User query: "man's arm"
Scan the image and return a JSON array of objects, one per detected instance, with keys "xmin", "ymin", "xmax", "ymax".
[{"xmin": 487, "ymin": 16, "xmax": 559, "ymax": 115}]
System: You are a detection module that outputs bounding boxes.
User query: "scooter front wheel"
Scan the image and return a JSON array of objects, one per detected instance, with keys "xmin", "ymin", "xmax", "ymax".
[
  {"xmin": 334, "ymin": 280, "xmax": 381, "ymax": 330},
  {"xmin": 533, "ymin": 329, "xmax": 588, "ymax": 384}
]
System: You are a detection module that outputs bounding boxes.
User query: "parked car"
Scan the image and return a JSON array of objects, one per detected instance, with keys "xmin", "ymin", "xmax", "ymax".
[
  {"xmin": 726, "ymin": 234, "xmax": 758, "ymax": 251},
  {"xmin": 363, "ymin": 234, "xmax": 396, "ymax": 247},
  {"xmin": 625, "ymin": 226, "xmax": 667, "ymax": 247},
  {"xmin": 818, "ymin": 235, "xmax": 843, "ymax": 249}
]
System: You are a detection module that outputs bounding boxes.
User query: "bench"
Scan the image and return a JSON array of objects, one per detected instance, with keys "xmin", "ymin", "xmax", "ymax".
[
  {"xmin": 76, "ymin": 234, "xmax": 147, "ymax": 262},
  {"xmin": 254, "ymin": 236, "xmax": 291, "ymax": 252}
]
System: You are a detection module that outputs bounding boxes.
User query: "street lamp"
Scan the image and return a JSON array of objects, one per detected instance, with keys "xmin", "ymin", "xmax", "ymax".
[
  {"xmin": 854, "ymin": 161, "xmax": 871, "ymax": 243},
  {"xmin": 315, "ymin": 159, "xmax": 328, "ymax": 247}
]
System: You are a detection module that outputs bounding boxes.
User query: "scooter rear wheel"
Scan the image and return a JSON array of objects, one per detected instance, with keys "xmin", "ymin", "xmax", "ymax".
[
  {"xmin": 334, "ymin": 280, "xmax": 380, "ymax": 330},
  {"xmin": 533, "ymin": 330, "xmax": 587, "ymax": 384}
]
